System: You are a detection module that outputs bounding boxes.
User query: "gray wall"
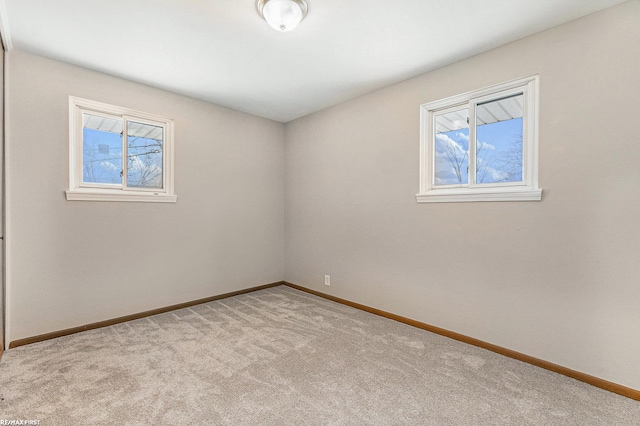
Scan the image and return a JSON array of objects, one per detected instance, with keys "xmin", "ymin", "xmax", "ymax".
[
  {"xmin": 5, "ymin": 50, "xmax": 285, "ymax": 345},
  {"xmin": 285, "ymin": 0, "xmax": 640, "ymax": 390}
]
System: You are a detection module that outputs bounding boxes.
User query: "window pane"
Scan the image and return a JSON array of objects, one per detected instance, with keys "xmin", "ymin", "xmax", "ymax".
[
  {"xmin": 434, "ymin": 108, "xmax": 469, "ymax": 185},
  {"xmin": 475, "ymin": 94, "xmax": 523, "ymax": 183},
  {"xmin": 126, "ymin": 121, "xmax": 163, "ymax": 189},
  {"xmin": 82, "ymin": 113, "xmax": 123, "ymax": 185}
]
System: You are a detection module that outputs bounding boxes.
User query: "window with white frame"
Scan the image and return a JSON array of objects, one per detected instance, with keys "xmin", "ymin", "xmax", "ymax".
[
  {"xmin": 417, "ymin": 76, "xmax": 541, "ymax": 203},
  {"xmin": 66, "ymin": 97, "xmax": 176, "ymax": 202}
]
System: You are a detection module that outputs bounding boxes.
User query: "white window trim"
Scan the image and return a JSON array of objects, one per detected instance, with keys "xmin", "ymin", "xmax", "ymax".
[
  {"xmin": 66, "ymin": 97, "xmax": 176, "ymax": 203},
  {"xmin": 417, "ymin": 76, "xmax": 542, "ymax": 203}
]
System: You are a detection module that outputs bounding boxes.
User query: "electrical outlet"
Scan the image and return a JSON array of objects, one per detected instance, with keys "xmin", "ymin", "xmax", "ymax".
[{"xmin": 324, "ymin": 275, "xmax": 330, "ymax": 286}]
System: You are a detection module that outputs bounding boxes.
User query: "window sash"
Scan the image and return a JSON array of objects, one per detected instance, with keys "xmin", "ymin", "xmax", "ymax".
[
  {"xmin": 122, "ymin": 116, "xmax": 166, "ymax": 192},
  {"xmin": 468, "ymin": 88, "xmax": 526, "ymax": 189},
  {"xmin": 431, "ymin": 103, "xmax": 469, "ymax": 189}
]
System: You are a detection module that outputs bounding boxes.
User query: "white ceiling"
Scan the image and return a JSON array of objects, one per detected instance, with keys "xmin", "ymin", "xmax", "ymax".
[{"xmin": 0, "ymin": 0, "xmax": 627, "ymax": 122}]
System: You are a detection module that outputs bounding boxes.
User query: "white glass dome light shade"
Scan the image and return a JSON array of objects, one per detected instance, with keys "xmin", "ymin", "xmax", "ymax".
[{"xmin": 258, "ymin": 0, "xmax": 308, "ymax": 32}]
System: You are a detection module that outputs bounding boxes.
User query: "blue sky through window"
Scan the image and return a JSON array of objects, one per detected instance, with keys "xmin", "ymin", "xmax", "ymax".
[
  {"xmin": 83, "ymin": 128, "xmax": 123, "ymax": 185},
  {"xmin": 434, "ymin": 117, "xmax": 522, "ymax": 185},
  {"xmin": 83, "ymin": 123, "xmax": 164, "ymax": 188},
  {"xmin": 126, "ymin": 121, "xmax": 163, "ymax": 189}
]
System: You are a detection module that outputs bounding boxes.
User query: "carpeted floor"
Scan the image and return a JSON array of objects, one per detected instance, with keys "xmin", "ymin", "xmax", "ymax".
[{"xmin": 0, "ymin": 285, "xmax": 638, "ymax": 425}]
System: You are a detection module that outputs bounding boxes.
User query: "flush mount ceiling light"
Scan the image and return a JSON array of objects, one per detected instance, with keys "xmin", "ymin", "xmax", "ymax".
[{"xmin": 257, "ymin": 0, "xmax": 308, "ymax": 32}]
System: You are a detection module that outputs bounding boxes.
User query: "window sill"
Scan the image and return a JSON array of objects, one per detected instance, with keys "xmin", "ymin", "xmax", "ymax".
[
  {"xmin": 416, "ymin": 187, "xmax": 542, "ymax": 203},
  {"xmin": 66, "ymin": 189, "xmax": 177, "ymax": 203}
]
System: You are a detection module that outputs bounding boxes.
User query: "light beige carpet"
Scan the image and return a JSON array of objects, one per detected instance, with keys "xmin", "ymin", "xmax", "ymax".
[{"xmin": 0, "ymin": 285, "xmax": 638, "ymax": 424}]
